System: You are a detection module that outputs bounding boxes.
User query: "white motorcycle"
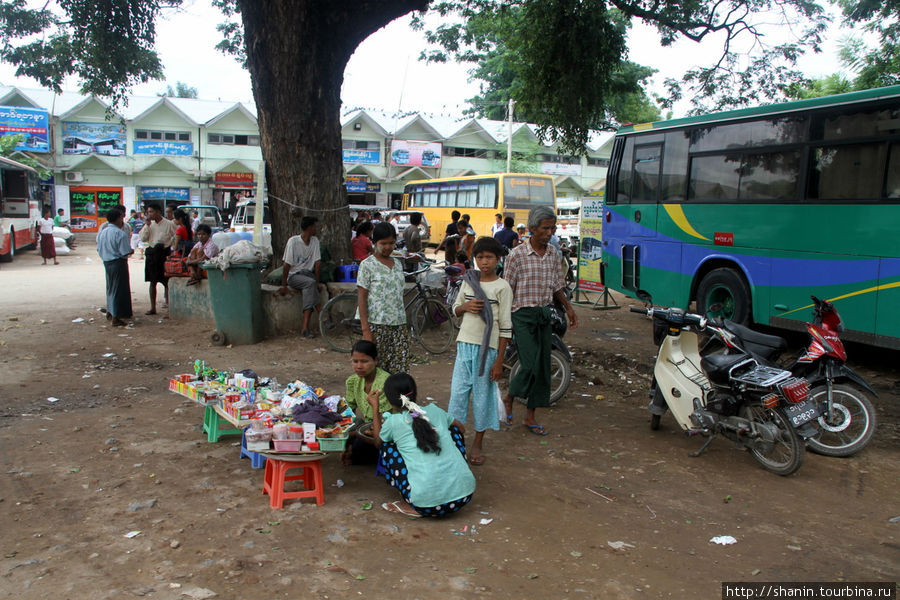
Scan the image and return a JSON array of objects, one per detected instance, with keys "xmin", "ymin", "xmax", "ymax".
[{"xmin": 632, "ymin": 306, "xmax": 816, "ymax": 476}]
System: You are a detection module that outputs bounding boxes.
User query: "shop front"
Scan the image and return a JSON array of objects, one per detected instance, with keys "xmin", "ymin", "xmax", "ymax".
[
  {"xmin": 213, "ymin": 171, "xmax": 255, "ymax": 219},
  {"xmin": 69, "ymin": 186, "xmax": 123, "ymax": 232},
  {"xmin": 139, "ymin": 186, "xmax": 191, "ymax": 210}
]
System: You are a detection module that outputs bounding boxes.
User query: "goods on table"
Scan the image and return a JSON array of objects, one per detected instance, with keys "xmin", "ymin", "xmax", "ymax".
[{"xmin": 168, "ymin": 360, "xmax": 353, "ymax": 452}]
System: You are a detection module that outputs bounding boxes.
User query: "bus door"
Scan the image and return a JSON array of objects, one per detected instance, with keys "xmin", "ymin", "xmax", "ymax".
[{"xmin": 607, "ymin": 138, "xmax": 664, "ymax": 293}]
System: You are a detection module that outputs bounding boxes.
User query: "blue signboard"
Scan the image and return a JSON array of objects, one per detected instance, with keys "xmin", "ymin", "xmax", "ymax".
[
  {"xmin": 345, "ymin": 175, "xmax": 368, "ymax": 192},
  {"xmin": 342, "ymin": 149, "xmax": 381, "ymax": 165},
  {"xmin": 0, "ymin": 105, "xmax": 50, "ymax": 152},
  {"xmin": 133, "ymin": 140, "xmax": 193, "ymax": 156},
  {"xmin": 62, "ymin": 121, "xmax": 126, "ymax": 156},
  {"xmin": 366, "ymin": 183, "xmax": 381, "ymax": 192},
  {"xmin": 140, "ymin": 187, "xmax": 190, "ymax": 201}
]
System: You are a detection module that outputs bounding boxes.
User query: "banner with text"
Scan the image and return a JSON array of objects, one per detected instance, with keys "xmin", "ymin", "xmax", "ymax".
[
  {"xmin": 577, "ymin": 194, "xmax": 604, "ymax": 292},
  {"xmin": 0, "ymin": 105, "xmax": 49, "ymax": 152}
]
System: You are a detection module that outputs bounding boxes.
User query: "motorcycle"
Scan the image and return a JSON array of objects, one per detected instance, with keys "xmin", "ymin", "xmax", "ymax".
[
  {"xmin": 707, "ymin": 296, "xmax": 877, "ymax": 457},
  {"xmin": 506, "ymin": 300, "xmax": 572, "ymax": 405},
  {"xmin": 632, "ymin": 305, "xmax": 816, "ymax": 476}
]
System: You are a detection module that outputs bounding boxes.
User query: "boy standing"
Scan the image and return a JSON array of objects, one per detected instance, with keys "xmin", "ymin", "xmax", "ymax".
[{"xmin": 448, "ymin": 237, "xmax": 513, "ymax": 465}]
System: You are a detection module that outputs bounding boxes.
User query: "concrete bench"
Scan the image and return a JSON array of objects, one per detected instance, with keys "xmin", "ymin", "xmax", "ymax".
[{"xmin": 169, "ymin": 278, "xmax": 358, "ymax": 337}]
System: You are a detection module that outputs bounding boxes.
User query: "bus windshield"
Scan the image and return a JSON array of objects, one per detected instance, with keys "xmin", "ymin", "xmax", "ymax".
[{"xmin": 503, "ymin": 176, "xmax": 554, "ymax": 209}]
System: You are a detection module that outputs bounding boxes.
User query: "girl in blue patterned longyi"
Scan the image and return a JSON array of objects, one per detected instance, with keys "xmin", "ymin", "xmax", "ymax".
[{"xmin": 367, "ymin": 373, "xmax": 476, "ymax": 518}]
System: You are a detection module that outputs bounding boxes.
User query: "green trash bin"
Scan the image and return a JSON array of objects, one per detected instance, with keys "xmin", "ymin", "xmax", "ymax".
[{"xmin": 202, "ymin": 262, "xmax": 265, "ymax": 346}]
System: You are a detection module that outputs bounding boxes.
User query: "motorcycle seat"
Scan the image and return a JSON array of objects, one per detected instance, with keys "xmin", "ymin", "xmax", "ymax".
[
  {"xmin": 723, "ymin": 320, "xmax": 787, "ymax": 361},
  {"xmin": 700, "ymin": 352, "xmax": 749, "ymax": 385}
]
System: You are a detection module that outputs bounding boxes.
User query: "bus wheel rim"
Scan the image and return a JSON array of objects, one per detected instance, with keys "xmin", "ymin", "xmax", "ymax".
[{"xmin": 705, "ymin": 285, "xmax": 734, "ymax": 318}]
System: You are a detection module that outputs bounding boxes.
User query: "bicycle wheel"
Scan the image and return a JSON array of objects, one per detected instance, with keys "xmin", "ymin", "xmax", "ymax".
[
  {"xmin": 412, "ymin": 298, "xmax": 455, "ymax": 354},
  {"xmin": 319, "ymin": 292, "xmax": 361, "ymax": 353}
]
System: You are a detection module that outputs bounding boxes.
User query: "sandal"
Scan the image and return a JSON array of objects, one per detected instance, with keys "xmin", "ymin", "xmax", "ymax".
[
  {"xmin": 526, "ymin": 424, "xmax": 548, "ymax": 436},
  {"xmin": 145, "ymin": 309, "xmax": 157, "ymax": 315},
  {"xmin": 186, "ymin": 278, "xmax": 200, "ymax": 286},
  {"xmin": 381, "ymin": 501, "xmax": 422, "ymax": 518}
]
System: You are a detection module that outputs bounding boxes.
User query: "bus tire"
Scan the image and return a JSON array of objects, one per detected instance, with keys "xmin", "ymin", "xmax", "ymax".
[
  {"xmin": 0, "ymin": 229, "xmax": 15, "ymax": 262},
  {"xmin": 696, "ymin": 268, "xmax": 750, "ymax": 324}
]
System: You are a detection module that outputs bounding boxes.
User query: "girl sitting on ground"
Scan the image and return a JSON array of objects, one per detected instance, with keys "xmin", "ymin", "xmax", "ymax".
[
  {"xmin": 343, "ymin": 340, "xmax": 391, "ymax": 465},
  {"xmin": 369, "ymin": 373, "xmax": 476, "ymax": 518},
  {"xmin": 184, "ymin": 224, "xmax": 219, "ymax": 285}
]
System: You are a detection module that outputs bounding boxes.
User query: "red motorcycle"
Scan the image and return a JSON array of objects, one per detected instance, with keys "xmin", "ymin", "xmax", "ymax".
[{"xmin": 712, "ymin": 296, "xmax": 877, "ymax": 457}]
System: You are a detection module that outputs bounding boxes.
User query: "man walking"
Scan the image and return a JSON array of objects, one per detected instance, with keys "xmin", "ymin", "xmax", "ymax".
[
  {"xmin": 502, "ymin": 205, "xmax": 577, "ymax": 435},
  {"xmin": 139, "ymin": 202, "xmax": 176, "ymax": 315},
  {"xmin": 493, "ymin": 216, "xmax": 518, "ymax": 251},
  {"xmin": 279, "ymin": 216, "xmax": 322, "ymax": 338},
  {"xmin": 96, "ymin": 209, "xmax": 134, "ymax": 327},
  {"xmin": 491, "ymin": 213, "xmax": 504, "ymax": 235}
]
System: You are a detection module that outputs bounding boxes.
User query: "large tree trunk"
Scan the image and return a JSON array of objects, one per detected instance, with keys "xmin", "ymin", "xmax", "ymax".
[{"xmin": 237, "ymin": 0, "xmax": 428, "ymax": 267}]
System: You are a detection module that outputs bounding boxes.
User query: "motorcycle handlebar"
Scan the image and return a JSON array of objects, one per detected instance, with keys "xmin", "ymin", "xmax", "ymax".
[{"xmin": 630, "ymin": 306, "xmax": 706, "ymax": 328}]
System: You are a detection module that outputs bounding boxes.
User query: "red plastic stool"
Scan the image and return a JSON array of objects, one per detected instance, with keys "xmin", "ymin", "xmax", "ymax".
[{"xmin": 262, "ymin": 457, "xmax": 324, "ymax": 508}]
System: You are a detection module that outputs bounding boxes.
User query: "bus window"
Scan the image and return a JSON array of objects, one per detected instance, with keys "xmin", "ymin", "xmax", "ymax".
[
  {"xmin": 886, "ymin": 143, "xmax": 900, "ymax": 199},
  {"xmin": 688, "ymin": 154, "xmax": 741, "ymax": 202},
  {"xmin": 632, "ymin": 144, "xmax": 662, "ymax": 203},
  {"xmin": 503, "ymin": 177, "xmax": 549, "ymax": 209},
  {"xmin": 739, "ymin": 150, "xmax": 801, "ymax": 201},
  {"xmin": 616, "ymin": 137, "xmax": 634, "ymax": 204},
  {"xmin": 2, "ymin": 168, "xmax": 27, "ymax": 199},
  {"xmin": 808, "ymin": 143, "xmax": 888, "ymax": 200}
]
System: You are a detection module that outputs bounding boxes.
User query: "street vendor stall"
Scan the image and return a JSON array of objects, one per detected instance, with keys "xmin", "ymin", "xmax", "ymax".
[{"xmin": 168, "ymin": 362, "xmax": 354, "ymax": 507}]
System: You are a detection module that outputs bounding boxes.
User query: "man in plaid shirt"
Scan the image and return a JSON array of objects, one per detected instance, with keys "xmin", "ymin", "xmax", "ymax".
[{"xmin": 502, "ymin": 205, "xmax": 578, "ymax": 435}]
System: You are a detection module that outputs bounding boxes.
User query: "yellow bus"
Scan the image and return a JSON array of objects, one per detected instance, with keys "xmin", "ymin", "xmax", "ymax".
[{"xmin": 401, "ymin": 173, "xmax": 557, "ymax": 243}]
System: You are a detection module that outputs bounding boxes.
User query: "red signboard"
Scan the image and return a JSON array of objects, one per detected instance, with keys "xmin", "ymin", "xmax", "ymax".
[
  {"xmin": 214, "ymin": 171, "xmax": 255, "ymax": 187},
  {"xmin": 714, "ymin": 232, "xmax": 734, "ymax": 246}
]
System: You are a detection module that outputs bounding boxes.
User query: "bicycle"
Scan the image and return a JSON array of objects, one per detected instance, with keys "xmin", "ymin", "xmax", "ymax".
[{"xmin": 319, "ymin": 254, "xmax": 456, "ymax": 354}]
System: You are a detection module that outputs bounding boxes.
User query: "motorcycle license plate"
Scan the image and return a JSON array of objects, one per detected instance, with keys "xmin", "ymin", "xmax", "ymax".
[{"xmin": 784, "ymin": 399, "xmax": 821, "ymax": 428}]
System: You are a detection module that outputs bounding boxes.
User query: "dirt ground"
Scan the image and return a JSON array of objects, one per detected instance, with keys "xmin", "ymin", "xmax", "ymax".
[{"xmin": 1, "ymin": 241, "xmax": 898, "ymax": 600}]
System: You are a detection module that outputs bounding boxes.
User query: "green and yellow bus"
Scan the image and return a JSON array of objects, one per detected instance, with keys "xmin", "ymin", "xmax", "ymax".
[
  {"xmin": 402, "ymin": 173, "xmax": 556, "ymax": 241},
  {"xmin": 602, "ymin": 85, "xmax": 900, "ymax": 349}
]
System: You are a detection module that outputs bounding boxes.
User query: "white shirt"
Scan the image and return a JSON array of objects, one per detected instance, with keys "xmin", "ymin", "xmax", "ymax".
[
  {"xmin": 282, "ymin": 234, "xmax": 321, "ymax": 275},
  {"xmin": 38, "ymin": 218, "xmax": 55, "ymax": 234},
  {"xmin": 491, "ymin": 222, "xmax": 504, "ymax": 235}
]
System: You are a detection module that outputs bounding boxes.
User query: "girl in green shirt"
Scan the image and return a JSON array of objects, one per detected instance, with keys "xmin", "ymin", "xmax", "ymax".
[{"xmin": 343, "ymin": 340, "xmax": 391, "ymax": 465}]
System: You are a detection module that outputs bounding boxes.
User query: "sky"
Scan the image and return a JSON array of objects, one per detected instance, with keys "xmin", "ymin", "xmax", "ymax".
[{"xmin": 0, "ymin": 0, "xmax": 863, "ymax": 121}]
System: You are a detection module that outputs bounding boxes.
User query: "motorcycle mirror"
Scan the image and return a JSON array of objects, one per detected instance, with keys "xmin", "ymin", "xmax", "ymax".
[
  {"xmin": 636, "ymin": 290, "xmax": 652, "ymax": 304},
  {"xmin": 707, "ymin": 302, "xmax": 723, "ymax": 313}
]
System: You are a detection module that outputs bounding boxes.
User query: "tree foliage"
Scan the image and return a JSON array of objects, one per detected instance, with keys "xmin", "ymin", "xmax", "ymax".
[
  {"xmin": 0, "ymin": 0, "xmax": 179, "ymax": 107},
  {"xmin": 834, "ymin": 0, "xmax": 900, "ymax": 88},
  {"xmin": 420, "ymin": 0, "xmax": 829, "ymax": 142},
  {"xmin": 160, "ymin": 81, "xmax": 199, "ymax": 98},
  {"xmin": 423, "ymin": 3, "xmax": 660, "ymax": 135}
]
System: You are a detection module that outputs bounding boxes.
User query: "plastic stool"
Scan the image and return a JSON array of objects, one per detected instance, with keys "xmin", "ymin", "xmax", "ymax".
[
  {"xmin": 240, "ymin": 429, "xmax": 267, "ymax": 469},
  {"xmin": 262, "ymin": 457, "xmax": 324, "ymax": 508}
]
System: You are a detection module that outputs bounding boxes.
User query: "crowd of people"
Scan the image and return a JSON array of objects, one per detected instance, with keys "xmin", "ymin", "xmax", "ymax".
[
  {"xmin": 61, "ymin": 201, "xmax": 575, "ymax": 518},
  {"xmin": 343, "ymin": 205, "xmax": 577, "ymax": 518}
]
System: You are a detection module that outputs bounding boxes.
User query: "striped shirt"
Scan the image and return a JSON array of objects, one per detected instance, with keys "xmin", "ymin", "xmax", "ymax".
[{"xmin": 503, "ymin": 239, "xmax": 563, "ymax": 312}]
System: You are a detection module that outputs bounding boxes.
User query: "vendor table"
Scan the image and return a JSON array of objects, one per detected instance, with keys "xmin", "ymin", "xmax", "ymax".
[{"xmin": 203, "ymin": 404, "xmax": 247, "ymax": 443}]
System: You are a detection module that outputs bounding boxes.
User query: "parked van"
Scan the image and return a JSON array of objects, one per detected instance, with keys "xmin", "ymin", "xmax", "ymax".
[
  {"xmin": 230, "ymin": 196, "xmax": 272, "ymax": 252},
  {"xmin": 231, "ymin": 196, "xmax": 271, "ymax": 234}
]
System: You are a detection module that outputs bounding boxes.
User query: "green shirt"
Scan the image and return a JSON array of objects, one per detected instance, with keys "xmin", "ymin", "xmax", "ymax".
[
  {"xmin": 379, "ymin": 404, "xmax": 476, "ymax": 507},
  {"xmin": 345, "ymin": 367, "xmax": 391, "ymax": 422}
]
